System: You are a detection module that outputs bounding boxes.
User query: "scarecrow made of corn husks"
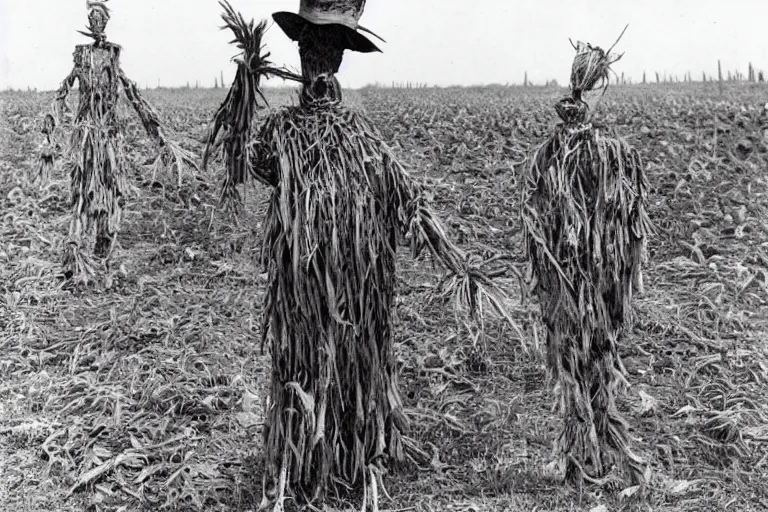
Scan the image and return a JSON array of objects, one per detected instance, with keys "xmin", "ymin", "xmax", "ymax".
[
  {"xmin": 205, "ymin": 1, "xmax": 516, "ymax": 509},
  {"xmin": 522, "ymin": 32, "xmax": 653, "ymax": 487},
  {"xmin": 40, "ymin": 0, "xmax": 195, "ymax": 281}
]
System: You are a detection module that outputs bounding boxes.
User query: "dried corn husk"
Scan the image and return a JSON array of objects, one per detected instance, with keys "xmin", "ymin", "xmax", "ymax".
[
  {"xmin": 522, "ymin": 31, "xmax": 651, "ymax": 486},
  {"xmin": 203, "ymin": 0, "xmax": 303, "ymax": 210},
  {"xmin": 250, "ymin": 103, "xmax": 515, "ymax": 507}
]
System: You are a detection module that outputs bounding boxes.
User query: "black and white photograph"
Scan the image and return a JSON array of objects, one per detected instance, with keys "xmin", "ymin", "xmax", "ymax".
[{"xmin": 1, "ymin": 1, "xmax": 767, "ymax": 510}]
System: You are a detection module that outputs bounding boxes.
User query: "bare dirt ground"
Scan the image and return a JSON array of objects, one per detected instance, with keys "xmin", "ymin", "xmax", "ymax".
[{"xmin": 2, "ymin": 84, "xmax": 768, "ymax": 511}]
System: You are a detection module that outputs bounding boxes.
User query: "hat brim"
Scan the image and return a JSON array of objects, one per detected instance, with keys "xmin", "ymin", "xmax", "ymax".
[{"xmin": 272, "ymin": 12, "xmax": 381, "ymax": 53}]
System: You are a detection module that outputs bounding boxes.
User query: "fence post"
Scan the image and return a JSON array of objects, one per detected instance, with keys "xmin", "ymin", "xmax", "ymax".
[{"xmin": 718, "ymin": 60, "xmax": 723, "ymax": 95}]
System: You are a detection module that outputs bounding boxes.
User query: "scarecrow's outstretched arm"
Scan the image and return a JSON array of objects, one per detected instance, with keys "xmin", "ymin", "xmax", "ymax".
[
  {"xmin": 389, "ymin": 155, "xmax": 522, "ymax": 335},
  {"xmin": 118, "ymin": 67, "xmax": 197, "ymax": 181},
  {"xmin": 54, "ymin": 69, "xmax": 77, "ymax": 122},
  {"xmin": 118, "ymin": 67, "xmax": 164, "ymax": 142},
  {"xmin": 389, "ymin": 160, "xmax": 466, "ymax": 273},
  {"xmin": 207, "ymin": 3, "xmax": 305, "ymax": 210},
  {"xmin": 37, "ymin": 69, "xmax": 77, "ymax": 180},
  {"xmin": 404, "ymin": 187, "xmax": 466, "ymax": 274},
  {"xmin": 46, "ymin": 68, "xmax": 77, "ymax": 138}
]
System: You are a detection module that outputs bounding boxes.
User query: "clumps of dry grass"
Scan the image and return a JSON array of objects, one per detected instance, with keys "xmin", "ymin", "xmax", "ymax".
[
  {"xmin": 0, "ymin": 157, "xmax": 272, "ymax": 510},
  {"xmin": 521, "ymin": 29, "xmax": 652, "ymax": 488},
  {"xmin": 37, "ymin": 331, "xmax": 246, "ymax": 510}
]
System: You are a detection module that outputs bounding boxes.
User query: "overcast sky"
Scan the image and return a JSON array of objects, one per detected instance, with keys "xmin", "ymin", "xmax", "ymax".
[{"xmin": 1, "ymin": 0, "xmax": 766, "ymax": 90}]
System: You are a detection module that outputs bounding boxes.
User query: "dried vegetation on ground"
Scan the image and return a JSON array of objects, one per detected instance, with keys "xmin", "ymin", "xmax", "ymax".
[{"xmin": 1, "ymin": 84, "xmax": 768, "ymax": 511}]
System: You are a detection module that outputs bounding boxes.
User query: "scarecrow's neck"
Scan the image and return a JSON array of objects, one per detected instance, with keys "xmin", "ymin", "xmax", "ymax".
[{"xmin": 299, "ymin": 31, "xmax": 345, "ymax": 105}]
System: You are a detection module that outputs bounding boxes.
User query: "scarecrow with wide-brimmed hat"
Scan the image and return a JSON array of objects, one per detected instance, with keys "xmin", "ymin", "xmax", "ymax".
[
  {"xmin": 206, "ymin": 1, "xmax": 516, "ymax": 510},
  {"xmin": 273, "ymin": 0, "xmax": 384, "ymax": 52},
  {"xmin": 41, "ymin": 0, "xmax": 195, "ymax": 282}
]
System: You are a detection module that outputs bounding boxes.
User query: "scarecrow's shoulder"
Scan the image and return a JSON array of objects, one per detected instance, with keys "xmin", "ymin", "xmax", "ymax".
[{"xmin": 260, "ymin": 104, "xmax": 384, "ymax": 138}]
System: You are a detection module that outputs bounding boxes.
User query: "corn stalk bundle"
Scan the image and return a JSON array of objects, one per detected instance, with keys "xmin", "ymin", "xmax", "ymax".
[
  {"xmin": 203, "ymin": 1, "xmax": 302, "ymax": 210},
  {"xmin": 43, "ymin": 7, "xmax": 200, "ymax": 281},
  {"xmin": 53, "ymin": 42, "xmax": 127, "ymax": 279},
  {"xmin": 63, "ymin": 119, "xmax": 128, "ymax": 277},
  {"xmin": 521, "ymin": 31, "xmax": 652, "ymax": 487},
  {"xmin": 79, "ymin": 1, "xmax": 111, "ymax": 42},
  {"xmin": 243, "ymin": 102, "xmax": 515, "ymax": 508}
]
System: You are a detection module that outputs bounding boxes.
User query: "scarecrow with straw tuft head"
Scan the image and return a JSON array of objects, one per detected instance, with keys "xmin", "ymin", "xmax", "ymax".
[
  {"xmin": 40, "ymin": 0, "xmax": 196, "ymax": 282},
  {"xmin": 522, "ymin": 29, "xmax": 653, "ymax": 487},
  {"xmin": 206, "ymin": 1, "xmax": 518, "ymax": 509}
]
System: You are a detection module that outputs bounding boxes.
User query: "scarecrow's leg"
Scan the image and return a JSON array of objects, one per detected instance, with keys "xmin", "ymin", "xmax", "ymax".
[
  {"xmin": 63, "ymin": 159, "xmax": 93, "ymax": 279},
  {"xmin": 558, "ymin": 334, "xmax": 645, "ymax": 487},
  {"xmin": 94, "ymin": 132, "xmax": 125, "ymax": 261},
  {"xmin": 546, "ymin": 319, "xmax": 600, "ymax": 485},
  {"xmin": 93, "ymin": 190, "xmax": 122, "ymax": 261},
  {"xmin": 592, "ymin": 341, "xmax": 646, "ymax": 485},
  {"xmin": 560, "ymin": 377, "xmax": 593, "ymax": 485},
  {"xmin": 592, "ymin": 363, "xmax": 619, "ymax": 477},
  {"xmin": 55, "ymin": 70, "xmax": 77, "ymax": 121},
  {"xmin": 94, "ymin": 213, "xmax": 114, "ymax": 259}
]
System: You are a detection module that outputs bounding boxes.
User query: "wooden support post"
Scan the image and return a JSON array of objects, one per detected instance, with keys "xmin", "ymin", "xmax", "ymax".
[{"xmin": 718, "ymin": 60, "xmax": 723, "ymax": 95}]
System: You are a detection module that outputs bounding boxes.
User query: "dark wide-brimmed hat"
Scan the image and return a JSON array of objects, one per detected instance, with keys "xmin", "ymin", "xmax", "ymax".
[{"xmin": 272, "ymin": 0, "xmax": 385, "ymax": 53}]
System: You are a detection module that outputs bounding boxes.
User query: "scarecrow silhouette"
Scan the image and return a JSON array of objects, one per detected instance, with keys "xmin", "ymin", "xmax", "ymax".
[
  {"xmin": 42, "ymin": 0, "xmax": 195, "ymax": 281},
  {"xmin": 207, "ymin": 1, "xmax": 517, "ymax": 510}
]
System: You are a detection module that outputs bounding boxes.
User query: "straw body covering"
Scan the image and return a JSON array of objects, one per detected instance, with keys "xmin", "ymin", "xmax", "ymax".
[
  {"xmin": 41, "ymin": 1, "xmax": 196, "ymax": 282},
  {"xmin": 257, "ymin": 104, "xmax": 416, "ymax": 505},
  {"xmin": 273, "ymin": 0, "xmax": 383, "ymax": 53},
  {"xmin": 522, "ymin": 39, "xmax": 651, "ymax": 486},
  {"xmin": 208, "ymin": 3, "xmax": 516, "ymax": 509},
  {"xmin": 56, "ymin": 42, "xmax": 127, "ymax": 276},
  {"xmin": 252, "ymin": 93, "xmax": 511, "ymax": 512}
]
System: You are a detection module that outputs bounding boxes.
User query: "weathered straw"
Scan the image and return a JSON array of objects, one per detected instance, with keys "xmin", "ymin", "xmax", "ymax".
[
  {"xmin": 41, "ymin": 5, "xmax": 197, "ymax": 282},
  {"xmin": 253, "ymin": 103, "xmax": 518, "ymax": 508},
  {"xmin": 521, "ymin": 28, "xmax": 652, "ymax": 487},
  {"xmin": 203, "ymin": 0, "xmax": 303, "ymax": 211}
]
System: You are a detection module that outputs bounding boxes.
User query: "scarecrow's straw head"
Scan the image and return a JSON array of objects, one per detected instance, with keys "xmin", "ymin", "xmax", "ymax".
[
  {"xmin": 83, "ymin": 1, "xmax": 110, "ymax": 41},
  {"xmin": 555, "ymin": 25, "xmax": 628, "ymax": 125},
  {"xmin": 568, "ymin": 25, "xmax": 627, "ymax": 99},
  {"xmin": 569, "ymin": 41, "xmax": 622, "ymax": 99}
]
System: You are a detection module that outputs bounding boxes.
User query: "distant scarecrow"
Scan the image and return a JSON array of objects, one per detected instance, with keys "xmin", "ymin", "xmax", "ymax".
[
  {"xmin": 206, "ymin": 0, "xmax": 515, "ymax": 509},
  {"xmin": 521, "ymin": 31, "xmax": 652, "ymax": 487},
  {"xmin": 42, "ymin": 0, "xmax": 195, "ymax": 281}
]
